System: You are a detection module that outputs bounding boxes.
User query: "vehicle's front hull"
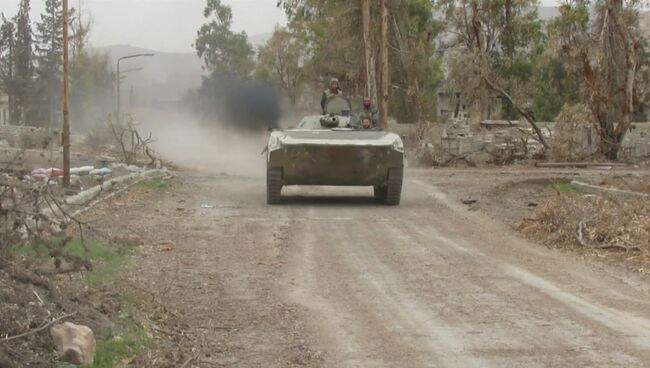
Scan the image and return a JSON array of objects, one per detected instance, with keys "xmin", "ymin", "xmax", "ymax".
[
  {"xmin": 268, "ymin": 143, "xmax": 403, "ymax": 186},
  {"xmin": 266, "ymin": 129, "xmax": 405, "ymax": 205}
]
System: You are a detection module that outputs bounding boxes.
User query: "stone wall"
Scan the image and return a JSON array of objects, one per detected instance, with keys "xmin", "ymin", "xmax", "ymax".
[
  {"xmin": 621, "ymin": 122, "xmax": 650, "ymax": 159},
  {"xmin": 0, "ymin": 148, "xmax": 106, "ymax": 171},
  {"xmin": 418, "ymin": 119, "xmax": 549, "ymax": 165},
  {"xmin": 0, "ymin": 148, "xmax": 61, "ymax": 171},
  {"xmin": 417, "ymin": 120, "xmax": 649, "ymax": 166},
  {"xmin": 0, "ymin": 126, "xmax": 60, "ymax": 150}
]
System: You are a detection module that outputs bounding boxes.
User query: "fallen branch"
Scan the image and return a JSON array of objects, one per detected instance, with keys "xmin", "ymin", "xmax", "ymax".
[
  {"xmin": 576, "ymin": 220, "xmax": 588, "ymax": 247},
  {"xmin": 535, "ymin": 162, "xmax": 626, "ymax": 168},
  {"xmin": 598, "ymin": 245, "xmax": 639, "ymax": 252},
  {"xmin": 483, "ymin": 77, "xmax": 549, "ymax": 150},
  {"xmin": 152, "ymin": 325, "xmax": 187, "ymax": 338},
  {"xmin": 1, "ymin": 312, "xmax": 77, "ymax": 342}
]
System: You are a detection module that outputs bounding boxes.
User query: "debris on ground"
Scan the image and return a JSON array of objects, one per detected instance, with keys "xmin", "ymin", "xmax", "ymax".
[
  {"xmin": 50, "ymin": 322, "xmax": 97, "ymax": 365},
  {"xmin": 519, "ymin": 192, "xmax": 650, "ymax": 254}
]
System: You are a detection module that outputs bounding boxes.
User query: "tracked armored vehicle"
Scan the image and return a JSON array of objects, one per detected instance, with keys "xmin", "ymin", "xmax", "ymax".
[{"xmin": 266, "ymin": 95, "xmax": 404, "ymax": 205}]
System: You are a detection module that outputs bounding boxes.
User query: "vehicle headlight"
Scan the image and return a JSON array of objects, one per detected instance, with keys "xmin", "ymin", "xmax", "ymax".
[
  {"xmin": 392, "ymin": 138, "xmax": 404, "ymax": 152},
  {"xmin": 268, "ymin": 135, "xmax": 284, "ymax": 152}
]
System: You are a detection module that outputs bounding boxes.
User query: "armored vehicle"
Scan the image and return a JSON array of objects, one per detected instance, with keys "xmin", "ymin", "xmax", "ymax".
[{"xmin": 266, "ymin": 95, "xmax": 404, "ymax": 205}]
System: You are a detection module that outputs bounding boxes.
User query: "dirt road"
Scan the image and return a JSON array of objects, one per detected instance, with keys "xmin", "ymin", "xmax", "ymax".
[{"xmin": 106, "ymin": 169, "xmax": 650, "ymax": 367}]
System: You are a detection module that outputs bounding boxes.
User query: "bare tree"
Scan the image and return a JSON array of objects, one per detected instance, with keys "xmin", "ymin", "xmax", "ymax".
[
  {"xmin": 554, "ymin": 0, "xmax": 645, "ymax": 159},
  {"xmin": 361, "ymin": 0, "xmax": 378, "ymax": 106},
  {"xmin": 380, "ymin": 0, "xmax": 390, "ymax": 129},
  {"xmin": 438, "ymin": 0, "xmax": 549, "ymax": 149}
]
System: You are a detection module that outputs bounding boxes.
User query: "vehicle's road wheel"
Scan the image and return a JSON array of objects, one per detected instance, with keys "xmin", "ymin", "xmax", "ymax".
[
  {"xmin": 374, "ymin": 185, "xmax": 387, "ymax": 202},
  {"xmin": 267, "ymin": 166, "xmax": 283, "ymax": 205},
  {"xmin": 384, "ymin": 167, "xmax": 403, "ymax": 206}
]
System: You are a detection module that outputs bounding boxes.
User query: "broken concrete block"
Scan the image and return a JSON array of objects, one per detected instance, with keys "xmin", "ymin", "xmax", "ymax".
[{"xmin": 50, "ymin": 322, "xmax": 96, "ymax": 365}]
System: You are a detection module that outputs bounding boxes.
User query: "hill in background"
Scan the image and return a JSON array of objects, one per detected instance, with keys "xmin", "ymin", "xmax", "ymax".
[
  {"xmin": 93, "ymin": 31, "xmax": 272, "ymax": 108},
  {"xmin": 93, "ymin": 45, "xmax": 204, "ymax": 107}
]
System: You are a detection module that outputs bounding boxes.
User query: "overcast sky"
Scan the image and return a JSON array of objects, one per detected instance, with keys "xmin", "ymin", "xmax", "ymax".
[{"xmin": 0, "ymin": 0, "xmax": 564, "ymax": 53}]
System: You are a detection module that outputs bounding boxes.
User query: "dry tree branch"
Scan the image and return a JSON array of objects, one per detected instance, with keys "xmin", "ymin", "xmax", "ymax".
[{"xmin": 1, "ymin": 312, "xmax": 77, "ymax": 342}]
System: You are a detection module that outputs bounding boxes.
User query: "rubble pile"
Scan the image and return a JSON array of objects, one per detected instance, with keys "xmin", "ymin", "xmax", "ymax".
[
  {"xmin": 417, "ymin": 119, "xmax": 550, "ymax": 166},
  {"xmin": 415, "ymin": 118, "xmax": 649, "ymax": 166}
]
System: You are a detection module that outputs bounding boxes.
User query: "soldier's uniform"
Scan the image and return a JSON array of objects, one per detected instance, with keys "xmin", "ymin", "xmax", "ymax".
[{"xmin": 321, "ymin": 79, "xmax": 343, "ymax": 113}]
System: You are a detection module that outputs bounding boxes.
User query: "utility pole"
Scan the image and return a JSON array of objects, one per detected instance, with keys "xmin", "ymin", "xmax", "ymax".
[
  {"xmin": 380, "ymin": 0, "xmax": 389, "ymax": 129},
  {"xmin": 62, "ymin": 0, "xmax": 70, "ymax": 187},
  {"xmin": 116, "ymin": 53, "xmax": 154, "ymax": 122}
]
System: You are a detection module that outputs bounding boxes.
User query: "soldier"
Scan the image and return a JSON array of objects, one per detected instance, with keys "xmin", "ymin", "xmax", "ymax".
[
  {"xmin": 360, "ymin": 115, "xmax": 373, "ymax": 130},
  {"xmin": 321, "ymin": 78, "xmax": 343, "ymax": 113},
  {"xmin": 351, "ymin": 114, "xmax": 374, "ymax": 130},
  {"xmin": 361, "ymin": 96, "xmax": 379, "ymax": 126}
]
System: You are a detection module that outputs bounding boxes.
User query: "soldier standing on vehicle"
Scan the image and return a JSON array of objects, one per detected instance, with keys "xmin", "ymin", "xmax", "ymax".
[
  {"xmin": 362, "ymin": 97, "xmax": 379, "ymax": 127},
  {"xmin": 321, "ymin": 78, "xmax": 343, "ymax": 113}
]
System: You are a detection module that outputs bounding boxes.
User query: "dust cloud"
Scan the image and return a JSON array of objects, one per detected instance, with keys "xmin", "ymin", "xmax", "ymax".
[{"xmin": 133, "ymin": 108, "xmax": 270, "ymax": 178}]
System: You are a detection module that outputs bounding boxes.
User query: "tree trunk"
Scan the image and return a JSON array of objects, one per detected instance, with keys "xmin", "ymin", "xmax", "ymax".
[
  {"xmin": 379, "ymin": 0, "xmax": 389, "ymax": 129},
  {"xmin": 471, "ymin": 0, "xmax": 489, "ymax": 124},
  {"xmin": 7, "ymin": 41, "xmax": 17, "ymax": 124},
  {"xmin": 484, "ymin": 77, "xmax": 549, "ymax": 150},
  {"xmin": 583, "ymin": 0, "xmax": 637, "ymax": 160},
  {"xmin": 610, "ymin": 0, "xmax": 636, "ymax": 156},
  {"xmin": 361, "ymin": 0, "xmax": 378, "ymax": 105}
]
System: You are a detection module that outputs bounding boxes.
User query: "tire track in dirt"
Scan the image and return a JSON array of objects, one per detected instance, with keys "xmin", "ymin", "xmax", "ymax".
[
  {"xmin": 281, "ymin": 178, "xmax": 650, "ymax": 367},
  {"xmin": 112, "ymin": 171, "xmax": 650, "ymax": 367}
]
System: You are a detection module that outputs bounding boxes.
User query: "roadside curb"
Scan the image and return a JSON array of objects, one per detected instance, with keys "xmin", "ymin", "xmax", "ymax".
[
  {"xmin": 571, "ymin": 180, "xmax": 649, "ymax": 200},
  {"xmin": 44, "ymin": 169, "xmax": 173, "ymax": 221},
  {"xmin": 65, "ymin": 169, "xmax": 169, "ymax": 206}
]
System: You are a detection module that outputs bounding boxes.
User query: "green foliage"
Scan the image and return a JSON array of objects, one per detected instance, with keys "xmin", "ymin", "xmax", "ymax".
[
  {"xmin": 436, "ymin": 0, "xmax": 548, "ymax": 123},
  {"xmin": 390, "ymin": 0, "xmax": 443, "ymax": 123},
  {"xmin": 553, "ymin": 182, "xmax": 580, "ymax": 193},
  {"xmin": 283, "ymin": 0, "xmax": 363, "ymax": 94},
  {"xmin": 139, "ymin": 178, "xmax": 170, "ymax": 189},
  {"xmin": 12, "ymin": 0, "xmax": 34, "ymax": 125},
  {"xmin": 275, "ymin": 0, "xmax": 443, "ymax": 125},
  {"xmin": 256, "ymin": 27, "xmax": 307, "ymax": 104},
  {"xmin": 549, "ymin": 0, "xmax": 647, "ymax": 159},
  {"xmin": 0, "ymin": 2, "xmax": 109, "ymax": 129},
  {"xmin": 13, "ymin": 238, "xmax": 130, "ymax": 287},
  {"xmin": 0, "ymin": 15, "xmax": 16, "ymax": 123},
  {"xmin": 57, "ymin": 293, "xmax": 149, "ymax": 368},
  {"xmin": 532, "ymin": 56, "xmax": 581, "ymax": 121},
  {"xmin": 33, "ymin": 0, "xmax": 65, "ymax": 126},
  {"xmin": 195, "ymin": 0, "xmax": 254, "ymax": 77},
  {"xmin": 85, "ymin": 317, "xmax": 148, "ymax": 368}
]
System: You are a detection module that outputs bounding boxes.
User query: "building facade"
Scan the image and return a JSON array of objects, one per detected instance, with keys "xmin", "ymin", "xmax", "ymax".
[{"xmin": 436, "ymin": 91, "xmax": 503, "ymax": 122}]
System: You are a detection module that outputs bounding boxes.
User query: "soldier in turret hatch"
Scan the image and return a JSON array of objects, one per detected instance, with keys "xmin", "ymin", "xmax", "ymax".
[
  {"xmin": 321, "ymin": 78, "xmax": 343, "ymax": 113},
  {"xmin": 361, "ymin": 97, "xmax": 379, "ymax": 127}
]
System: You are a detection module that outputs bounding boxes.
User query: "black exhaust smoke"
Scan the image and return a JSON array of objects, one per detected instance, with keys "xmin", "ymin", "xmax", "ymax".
[{"xmin": 192, "ymin": 75, "xmax": 282, "ymax": 131}]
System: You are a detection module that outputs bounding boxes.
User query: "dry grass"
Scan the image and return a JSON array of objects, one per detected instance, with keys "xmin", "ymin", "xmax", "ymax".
[
  {"xmin": 519, "ymin": 192, "xmax": 650, "ymax": 254},
  {"xmin": 549, "ymin": 103, "xmax": 598, "ymax": 161}
]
